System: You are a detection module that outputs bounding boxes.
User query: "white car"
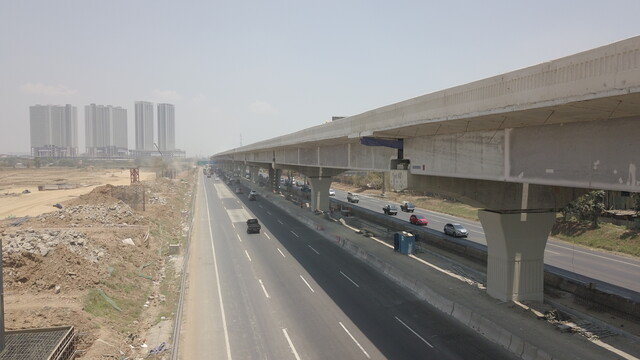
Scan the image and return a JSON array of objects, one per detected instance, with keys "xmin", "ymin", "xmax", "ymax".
[{"xmin": 329, "ymin": 189, "xmax": 336, "ymax": 196}]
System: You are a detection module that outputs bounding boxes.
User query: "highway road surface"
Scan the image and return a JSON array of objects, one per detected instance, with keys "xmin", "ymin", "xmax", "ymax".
[
  {"xmin": 331, "ymin": 189, "xmax": 640, "ymax": 294},
  {"xmin": 179, "ymin": 175, "xmax": 517, "ymax": 359}
]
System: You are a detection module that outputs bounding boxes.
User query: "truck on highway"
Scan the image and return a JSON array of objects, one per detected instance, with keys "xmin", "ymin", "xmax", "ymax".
[{"xmin": 246, "ymin": 219, "xmax": 261, "ymax": 234}]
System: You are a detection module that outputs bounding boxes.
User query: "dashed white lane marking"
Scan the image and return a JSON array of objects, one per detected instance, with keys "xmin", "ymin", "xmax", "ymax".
[
  {"xmin": 339, "ymin": 322, "xmax": 370, "ymax": 359},
  {"xmin": 258, "ymin": 279, "xmax": 270, "ymax": 299},
  {"xmin": 308, "ymin": 245, "xmax": 319, "ymax": 255},
  {"xmin": 395, "ymin": 316, "xmax": 434, "ymax": 348},
  {"xmin": 282, "ymin": 328, "xmax": 301, "ymax": 360},
  {"xmin": 278, "ymin": 219, "xmax": 283, "ymax": 225},
  {"xmin": 340, "ymin": 271, "xmax": 359, "ymax": 288},
  {"xmin": 244, "ymin": 250, "xmax": 252, "ymax": 262},
  {"xmin": 277, "ymin": 248, "xmax": 286, "ymax": 257},
  {"xmin": 300, "ymin": 275, "xmax": 315, "ymax": 293},
  {"xmin": 291, "ymin": 230, "xmax": 299, "ymax": 237},
  {"xmin": 236, "ymin": 234, "xmax": 242, "ymax": 242},
  {"xmin": 267, "ymin": 211, "xmax": 272, "ymax": 215},
  {"xmin": 265, "ymin": 233, "xmax": 271, "ymax": 240}
]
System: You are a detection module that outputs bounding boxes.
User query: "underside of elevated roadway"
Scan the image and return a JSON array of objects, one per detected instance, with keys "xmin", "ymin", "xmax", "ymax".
[{"xmin": 213, "ymin": 35, "xmax": 640, "ymax": 303}]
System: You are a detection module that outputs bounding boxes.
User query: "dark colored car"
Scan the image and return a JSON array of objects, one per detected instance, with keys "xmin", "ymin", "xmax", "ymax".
[
  {"xmin": 444, "ymin": 223, "xmax": 469, "ymax": 237},
  {"xmin": 382, "ymin": 204, "xmax": 398, "ymax": 215},
  {"xmin": 246, "ymin": 219, "xmax": 261, "ymax": 234},
  {"xmin": 400, "ymin": 201, "xmax": 415, "ymax": 212},
  {"xmin": 409, "ymin": 214, "xmax": 428, "ymax": 226}
]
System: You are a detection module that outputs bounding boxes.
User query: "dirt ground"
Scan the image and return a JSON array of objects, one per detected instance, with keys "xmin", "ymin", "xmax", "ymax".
[
  {"xmin": 0, "ymin": 168, "xmax": 155, "ymax": 219},
  {"xmin": 0, "ymin": 167, "xmax": 194, "ymax": 359}
]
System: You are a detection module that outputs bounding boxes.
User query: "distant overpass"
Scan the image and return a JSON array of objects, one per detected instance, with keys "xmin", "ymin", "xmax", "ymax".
[{"xmin": 212, "ymin": 35, "xmax": 640, "ymax": 303}]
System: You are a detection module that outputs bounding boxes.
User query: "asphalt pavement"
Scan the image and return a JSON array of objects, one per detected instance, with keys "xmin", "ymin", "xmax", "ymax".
[
  {"xmin": 252, "ymin": 184, "xmax": 640, "ymax": 360},
  {"xmin": 332, "ymin": 189, "xmax": 640, "ymax": 294},
  {"xmin": 180, "ymin": 174, "xmax": 522, "ymax": 359}
]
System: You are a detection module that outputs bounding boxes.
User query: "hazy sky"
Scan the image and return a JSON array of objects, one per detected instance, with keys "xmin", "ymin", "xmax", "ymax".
[{"xmin": 2, "ymin": 1, "xmax": 639, "ymax": 158}]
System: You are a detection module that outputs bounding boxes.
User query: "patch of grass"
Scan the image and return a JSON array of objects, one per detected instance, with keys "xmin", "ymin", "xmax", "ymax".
[
  {"xmin": 85, "ymin": 266, "xmax": 152, "ymax": 333},
  {"xmin": 411, "ymin": 197, "xmax": 479, "ymax": 221},
  {"xmin": 553, "ymin": 220, "xmax": 640, "ymax": 257},
  {"xmin": 155, "ymin": 252, "xmax": 180, "ymax": 326},
  {"xmin": 84, "ymin": 289, "xmax": 117, "ymax": 317}
]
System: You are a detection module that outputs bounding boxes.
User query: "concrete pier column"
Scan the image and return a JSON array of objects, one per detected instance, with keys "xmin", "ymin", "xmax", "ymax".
[
  {"xmin": 268, "ymin": 167, "xmax": 281, "ymax": 193},
  {"xmin": 249, "ymin": 166, "xmax": 259, "ymax": 183},
  {"xmin": 308, "ymin": 176, "xmax": 333, "ymax": 212},
  {"xmin": 478, "ymin": 210, "xmax": 556, "ymax": 302}
]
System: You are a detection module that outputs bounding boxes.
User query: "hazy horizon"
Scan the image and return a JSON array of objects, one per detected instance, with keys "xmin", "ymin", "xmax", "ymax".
[{"xmin": 2, "ymin": 1, "xmax": 639, "ymax": 158}]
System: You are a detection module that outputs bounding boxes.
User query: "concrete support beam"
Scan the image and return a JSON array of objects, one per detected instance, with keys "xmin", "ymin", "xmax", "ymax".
[
  {"xmin": 403, "ymin": 172, "xmax": 586, "ymax": 210},
  {"xmin": 308, "ymin": 176, "xmax": 333, "ymax": 212},
  {"xmin": 478, "ymin": 210, "xmax": 556, "ymax": 302}
]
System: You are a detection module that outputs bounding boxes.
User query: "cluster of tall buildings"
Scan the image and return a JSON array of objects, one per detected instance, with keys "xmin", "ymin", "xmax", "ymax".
[{"xmin": 29, "ymin": 101, "xmax": 181, "ymax": 158}]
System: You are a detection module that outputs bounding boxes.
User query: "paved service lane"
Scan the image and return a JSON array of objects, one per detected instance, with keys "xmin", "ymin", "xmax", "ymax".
[
  {"xmin": 180, "ymin": 175, "xmax": 517, "ymax": 359},
  {"xmin": 332, "ymin": 189, "xmax": 640, "ymax": 294}
]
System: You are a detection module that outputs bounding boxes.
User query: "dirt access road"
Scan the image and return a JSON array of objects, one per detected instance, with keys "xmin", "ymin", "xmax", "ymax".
[{"xmin": 0, "ymin": 167, "xmax": 155, "ymax": 219}]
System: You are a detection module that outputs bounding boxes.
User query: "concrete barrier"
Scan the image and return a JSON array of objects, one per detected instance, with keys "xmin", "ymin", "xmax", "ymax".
[
  {"xmin": 261, "ymin": 194, "xmax": 627, "ymax": 360},
  {"xmin": 330, "ymin": 198, "xmax": 640, "ymax": 321}
]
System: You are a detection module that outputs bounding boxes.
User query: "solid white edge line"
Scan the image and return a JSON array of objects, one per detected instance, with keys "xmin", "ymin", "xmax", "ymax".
[
  {"xmin": 308, "ymin": 245, "xmax": 319, "ymax": 255},
  {"xmin": 340, "ymin": 271, "xmax": 360, "ymax": 288},
  {"xmin": 245, "ymin": 250, "xmax": 252, "ymax": 262},
  {"xmin": 203, "ymin": 182, "xmax": 233, "ymax": 360},
  {"xmin": 299, "ymin": 275, "xmax": 315, "ymax": 293},
  {"xmin": 277, "ymin": 248, "xmax": 286, "ymax": 257},
  {"xmin": 408, "ymin": 254, "xmax": 485, "ymax": 289},
  {"xmin": 282, "ymin": 328, "xmax": 301, "ymax": 360},
  {"xmin": 339, "ymin": 322, "xmax": 371, "ymax": 359},
  {"xmin": 547, "ymin": 242, "xmax": 640, "ymax": 268},
  {"xmin": 258, "ymin": 279, "xmax": 270, "ymax": 299},
  {"xmin": 291, "ymin": 230, "xmax": 299, "ymax": 237},
  {"xmin": 394, "ymin": 316, "xmax": 434, "ymax": 348}
]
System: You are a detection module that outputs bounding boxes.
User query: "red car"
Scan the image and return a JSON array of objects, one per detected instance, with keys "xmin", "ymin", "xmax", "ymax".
[{"xmin": 409, "ymin": 214, "xmax": 428, "ymax": 226}]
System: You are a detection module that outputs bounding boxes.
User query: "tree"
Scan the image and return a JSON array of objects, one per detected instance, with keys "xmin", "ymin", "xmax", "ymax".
[
  {"xmin": 632, "ymin": 193, "xmax": 640, "ymax": 215},
  {"xmin": 565, "ymin": 190, "xmax": 605, "ymax": 227}
]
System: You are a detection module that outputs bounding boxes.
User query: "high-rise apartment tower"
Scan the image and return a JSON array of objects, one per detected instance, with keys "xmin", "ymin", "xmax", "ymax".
[
  {"xmin": 157, "ymin": 103, "xmax": 175, "ymax": 151},
  {"xmin": 85, "ymin": 104, "xmax": 128, "ymax": 157},
  {"xmin": 29, "ymin": 104, "xmax": 78, "ymax": 157},
  {"xmin": 135, "ymin": 101, "xmax": 154, "ymax": 151}
]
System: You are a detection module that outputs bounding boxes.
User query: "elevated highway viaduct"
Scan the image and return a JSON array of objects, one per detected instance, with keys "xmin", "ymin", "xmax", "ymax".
[{"xmin": 212, "ymin": 35, "xmax": 640, "ymax": 303}]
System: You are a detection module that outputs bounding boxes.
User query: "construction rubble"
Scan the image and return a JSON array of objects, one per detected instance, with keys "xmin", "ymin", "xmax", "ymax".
[{"xmin": 0, "ymin": 172, "xmax": 194, "ymax": 359}]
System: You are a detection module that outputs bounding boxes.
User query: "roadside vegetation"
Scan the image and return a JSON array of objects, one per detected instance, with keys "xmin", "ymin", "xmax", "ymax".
[{"xmin": 333, "ymin": 172, "xmax": 640, "ymax": 258}]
